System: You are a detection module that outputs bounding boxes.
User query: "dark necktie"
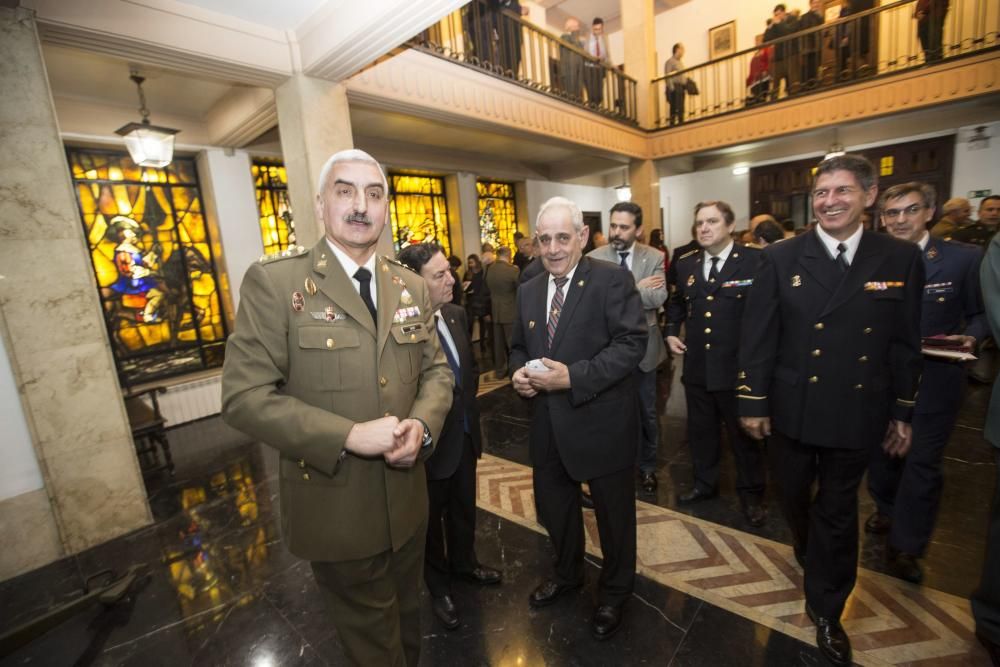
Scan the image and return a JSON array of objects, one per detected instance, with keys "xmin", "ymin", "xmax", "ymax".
[
  {"xmin": 436, "ymin": 315, "xmax": 461, "ymax": 388},
  {"xmin": 835, "ymin": 242, "xmax": 849, "ymax": 274},
  {"xmin": 354, "ymin": 267, "xmax": 377, "ymax": 324},
  {"xmin": 709, "ymin": 256, "xmax": 720, "ymax": 283},
  {"xmin": 619, "ymin": 251, "xmax": 630, "ymax": 269},
  {"xmin": 547, "ymin": 276, "xmax": 568, "ymax": 349}
]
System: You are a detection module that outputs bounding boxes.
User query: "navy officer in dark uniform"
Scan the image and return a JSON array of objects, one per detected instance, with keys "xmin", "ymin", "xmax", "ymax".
[
  {"xmin": 738, "ymin": 154, "xmax": 923, "ymax": 667},
  {"xmin": 665, "ymin": 200, "xmax": 766, "ymax": 527},
  {"xmin": 865, "ymin": 182, "xmax": 987, "ymax": 583}
]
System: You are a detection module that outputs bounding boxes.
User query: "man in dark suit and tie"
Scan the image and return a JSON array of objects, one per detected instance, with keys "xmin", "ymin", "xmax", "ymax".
[
  {"xmin": 485, "ymin": 245, "xmax": 520, "ymax": 376},
  {"xmin": 865, "ymin": 182, "xmax": 986, "ymax": 584},
  {"xmin": 738, "ymin": 155, "xmax": 923, "ymax": 667},
  {"xmin": 666, "ymin": 200, "xmax": 766, "ymax": 527},
  {"xmin": 397, "ymin": 243, "xmax": 503, "ymax": 631},
  {"xmin": 222, "ymin": 149, "xmax": 453, "ymax": 666},
  {"xmin": 510, "ymin": 196, "xmax": 647, "ymax": 641}
]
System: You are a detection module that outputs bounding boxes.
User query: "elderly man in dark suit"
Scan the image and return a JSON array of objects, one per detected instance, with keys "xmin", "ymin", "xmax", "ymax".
[
  {"xmin": 222, "ymin": 149, "xmax": 453, "ymax": 666},
  {"xmin": 510, "ymin": 196, "xmax": 646, "ymax": 641},
  {"xmin": 866, "ymin": 182, "xmax": 986, "ymax": 584},
  {"xmin": 486, "ymin": 245, "xmax": 520, "ymax": 376},
  {"xmin": 397, "ymin": 243, "xmax": 503, "ymax": 631},
  {"xmin": 666, "ymin": 200, "xmax": 766, "ymax": 527},
  {"xmin": 738, "ymin": 154, "xmax": 923, "ymax": 667}
]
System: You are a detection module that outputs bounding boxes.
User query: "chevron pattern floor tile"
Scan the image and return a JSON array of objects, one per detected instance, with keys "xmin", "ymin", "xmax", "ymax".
[{"xmin": 474, "ymin": 453, "xmax": 990, "ymax": 667}]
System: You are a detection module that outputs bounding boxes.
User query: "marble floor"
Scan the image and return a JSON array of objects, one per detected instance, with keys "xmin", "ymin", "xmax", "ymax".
[{"xmin": 0, "ymin": 358, "xmax": 995, "ymax": 666}]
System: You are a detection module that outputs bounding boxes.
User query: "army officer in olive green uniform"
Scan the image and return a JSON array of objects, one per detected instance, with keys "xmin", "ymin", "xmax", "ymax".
[{"xmin": 222, "ymin": 149, "xmax": 453, "ymax": 667}]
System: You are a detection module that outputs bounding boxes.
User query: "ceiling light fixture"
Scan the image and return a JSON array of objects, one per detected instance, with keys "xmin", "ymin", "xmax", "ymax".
[
  {"xmin": 115, "ymin": 69, "xmax": 179, "ymax": 168},
  {"xmin": 732, "ymin": 165, "xmax": 749, "ymax": 176},
  {"xmin": 615, "ymin": 169, "xmax": 632, "ymax": 202}
]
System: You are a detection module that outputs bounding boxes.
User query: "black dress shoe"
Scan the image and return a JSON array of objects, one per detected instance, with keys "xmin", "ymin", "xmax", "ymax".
[
  {"xmin": 806, "ymin": 605, "xmax": 852, "ymax": 667},
  {"xmin": 529, "ymin": 579, "xmax": 582, "ymax": 608},
  {"xmin": 887, "ymin": 550, "xmax": 923, "ymax": 584},
  {"xmin": 591, "ymin": 604, "xmax": 624, "ymax": 641},
  {"xmin": 432, "ymin": 594, "xmax": 460, "ymax": 630},
  {"xmin": 743, "ymin": 502, "xmax": 766, "ymax": 527},
  {"xmin": 976, "ymin": 632, "xmax": 1000, "ymax": 666},
  {"xmin": 677, "ymin": 487, "xmax": 718, "ymax": 505},
  {"xmin": 581, "ymin": 491, "xmax": 595, "ymax": 510},
  {"xmin": 864, "ymin": 511, "xmax": 891, "ymax": 535},
  {"xmin": 640, "ymin": 471, "xmax": 658, "ymax": 493},
  {"xmin": 456, "ymin": 564, "xmax": 502, "ymax": 586}
]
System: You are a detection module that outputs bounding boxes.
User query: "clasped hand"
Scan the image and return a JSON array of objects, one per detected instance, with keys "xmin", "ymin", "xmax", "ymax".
[
  {"xmin": 511, "ymin": 358, "xmax": 571, "ymax": 398},
  {"xmin": 346, "ymin": 416, "xmax": 425, "ymax": 468}
]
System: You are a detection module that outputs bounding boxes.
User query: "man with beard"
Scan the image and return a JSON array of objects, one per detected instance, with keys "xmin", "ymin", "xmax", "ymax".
[
  {"xmin": 222, "ymin": 149, "xmax": 453, "ymax": 666},
  {"xmin": 510, "ymin": 196, "xmax": 646, "ymax": 640},
  {"xmin": 588, "ymin": 202, "xmax": 668, "ymax": 492},
  {"xmin": 865, "ymin": 182, "xmax": 986, "ymax": 584},
  {"xmin": 738, "ymin": 154, "xmax": 923, "ymax": 667},
  {"xmin": 952, "ymin": 195, "xmax": 1000, "ymax": 248}
]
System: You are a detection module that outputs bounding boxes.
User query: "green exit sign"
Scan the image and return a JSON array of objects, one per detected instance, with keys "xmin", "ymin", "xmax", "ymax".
[{"xmin": 969, "ymin": 189, "xmax": 992, "ymax": 198}]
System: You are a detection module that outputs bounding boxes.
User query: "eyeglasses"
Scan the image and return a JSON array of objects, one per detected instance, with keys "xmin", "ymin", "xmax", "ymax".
[{"xmin": 882, "ymin": 203, "xmax": 927, "ymax": 219}]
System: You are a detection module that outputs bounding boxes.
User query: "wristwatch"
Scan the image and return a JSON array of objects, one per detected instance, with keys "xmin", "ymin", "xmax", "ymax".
[{"xmin": 417, "ymin": 418, "xmax": 433, "ymax": 449}]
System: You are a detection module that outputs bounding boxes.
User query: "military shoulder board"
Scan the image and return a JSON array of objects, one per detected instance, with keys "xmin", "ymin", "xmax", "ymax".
[{"xmin": 260, "ymin": 245, "xmax": 307, "ymax": 263}]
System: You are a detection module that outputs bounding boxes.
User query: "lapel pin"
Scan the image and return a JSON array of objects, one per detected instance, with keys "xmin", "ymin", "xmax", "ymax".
[
  {"xmin": 317, "ymin": 258, "xmax": 327, "ymax": 269},
  {"xmin": 400, "ymin": 288, "xmax": 413, "ymax": 305},
  {"xmin": 304, "ymin": 277, "xmax": 317, "ymax": 296},
  {"xmin": 291, "ymin": 291, "xmax": 305, "ymax": 312},
  {"xmin": 528, "ymin": 321, "xmax": 536, "ymax": 329},
  {"xmin": 791, "ymin": 275, "xmax": 802, "ymax": 287},
  {"xmin": 926, "ymin": 246, "xmax": 938, "ymax": 260},
  {"xmin": 687, "ymin": 274, "xmax": 695, "ymax": 287},
  {"xmin": 577, "ymin": 280, "xmax": 585, "ymax": 287}
]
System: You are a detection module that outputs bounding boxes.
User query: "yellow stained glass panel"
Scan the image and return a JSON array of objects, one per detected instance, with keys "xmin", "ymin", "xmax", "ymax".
[{"xmin": 389, "ymin": 174, "xmax": 451, "ymax": 256}]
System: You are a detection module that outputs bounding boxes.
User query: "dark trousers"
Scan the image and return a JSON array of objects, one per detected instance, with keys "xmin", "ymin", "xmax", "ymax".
[
  {"xmin": 532, "ymin": 423, "xmax": 636, "ymax": 606},
  {"xmin": 769, "ymin": 431, "xmax": 870, "ymax": 619},
  {"xmin": 684, "ymin": 383, "xmax": 765, "ymax": 501},
  {"xmin": 636, "ymin": 368, "xmax": 659, "ymax": 474},
  {"xmin": 800, "ymin": 51, "xmax": 820, "ymax": 88},
  {"xmin": 584, "ymin": 64, "xmax": 605, "ymax": 106},
  {"xmin": 492, "ymin": 321, "xmax": 513, "ymax": 376},
  {"xmin": 867, "ymin": 408, "xmax": 958, "ymax": 555},
  {"xmin": 667, "ymin": 87, "xmax": 685, "ymax": 125},
  {"xmin": 918, "ymin": 14, "xmax": 947, "ymax": 63},
  {"xmin": 425, "ymin": 435, "xmax": 479, "ymax": 598},
  {"xmin": 973, "ymin": 448, "xmax": 1000, "ymax": 649},
  {"xmin": 311, "ymin": 523, "xmax": 426, "ymax": 667}
]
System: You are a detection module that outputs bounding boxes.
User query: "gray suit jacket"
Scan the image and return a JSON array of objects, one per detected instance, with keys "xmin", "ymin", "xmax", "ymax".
[{"xmin": 588, "ymin": 242, "xmax": 668, "ymax": 372}]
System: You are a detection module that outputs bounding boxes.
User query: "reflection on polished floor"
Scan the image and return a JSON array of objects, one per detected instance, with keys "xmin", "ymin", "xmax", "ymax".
[{"xmin": 0, "ymin": 359, "xmax": 994, "ymax": 666}]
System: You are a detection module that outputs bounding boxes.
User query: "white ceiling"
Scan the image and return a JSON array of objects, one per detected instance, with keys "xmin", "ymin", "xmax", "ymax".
[
  {"xmin": 42, "ymin": 45, "xmax": 232, "ymax": 120},
  {"xmin": 172, "ymin": 0, "xmax": 327, "ymax": 31}
]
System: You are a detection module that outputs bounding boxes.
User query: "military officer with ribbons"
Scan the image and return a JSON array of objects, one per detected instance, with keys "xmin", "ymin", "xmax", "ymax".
[
  {"xmin": 865, "ymin": 182, "xmax": 987, "ymax": 584},
  {"xmin": 665, "ymin": 200, "xmax": 767, "ymax": 527},
  {"xmin": 222, "ymin": 149, "xmax": 453, "ymax": 667},
  {"xmin": 738, "ymin": 155, "xmax": 923, "ymax": 667}
]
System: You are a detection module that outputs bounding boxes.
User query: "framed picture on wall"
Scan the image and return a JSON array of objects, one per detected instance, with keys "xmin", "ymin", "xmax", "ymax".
[{"xmin": 709, "ymin": 21, "xmax": 736, "ymax": 60}]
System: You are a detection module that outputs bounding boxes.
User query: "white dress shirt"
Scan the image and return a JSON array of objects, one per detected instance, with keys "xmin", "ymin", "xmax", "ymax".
[
  {"xmin": 702, "ymin": 241, "xmax": 735, "ymax": 281},
  {"xmin": 815, "ymin": 224, "xmax": 863, "ymax": 266},
  {"xmin": 326, "ymin": 238, "xmax": 378, "ymax": 303},
  {"xmin": 435, "ymin": 311, "xmax": 460, "ymax": 368}
]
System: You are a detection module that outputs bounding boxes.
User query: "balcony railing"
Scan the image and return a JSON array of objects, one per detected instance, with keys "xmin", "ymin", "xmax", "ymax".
[
  {"xmin": 409, "ymin": 0, "xmax": 639, "ymax": 125},
  {"xmin": 652, "ymin": 0, "xmax": 999, "ymax": 128}
]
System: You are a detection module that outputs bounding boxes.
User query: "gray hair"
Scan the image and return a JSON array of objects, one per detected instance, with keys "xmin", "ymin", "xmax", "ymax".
[
  {"xmin": 536, "ymin": 196, "xmax": 584, "ymax": 232},
  {"xmin": 316, "ymin": 148, "xmax": 388, "ymax": 195}
]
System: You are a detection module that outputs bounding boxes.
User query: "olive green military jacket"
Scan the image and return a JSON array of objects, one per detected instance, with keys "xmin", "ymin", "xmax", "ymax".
[{"xmin": 221, "ymin": 241, "xmax": 453, "ymax": 562}]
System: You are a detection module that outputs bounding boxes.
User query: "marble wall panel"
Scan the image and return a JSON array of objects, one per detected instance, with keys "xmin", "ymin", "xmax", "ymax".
[{"xmin": 0, "ymin": 488, "xmax": 63, "ymax": 581}]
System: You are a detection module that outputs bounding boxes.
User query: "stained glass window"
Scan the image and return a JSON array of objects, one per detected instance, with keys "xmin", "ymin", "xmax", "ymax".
[
  {"xmin": 476, "ymin": 180, "xmax": 519, "ymax": 251},
  {"xmin": 388, "ymin": 174, "xmax": 452, "ymax": 256},
  {"xmin": 252, "ymin": 160, "xmax": 295, "ymax": 255},
  {"xmin": 68, "ymin": 147, "xmax": 228, "ymax": 385}
]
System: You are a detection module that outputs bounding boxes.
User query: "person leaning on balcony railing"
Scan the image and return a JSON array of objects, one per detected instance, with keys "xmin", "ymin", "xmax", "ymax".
[
  {"xmin": 559, "ymin": 17, "xmax": 585, "ymax": 101},
  {"xmin": 664, "ymin": 43, "xmax": 689, "ymax": 126},
  {"xmin": 584, "ymin": 17, "xmax": 611, "ymax": 108},
  {"xmin": 796, "ymin": 0, "xmax": 825, "ymax": 89},
  {"xmin": 746, "ymin": 34, "xmax": 773, "ymax": 107},
  {"xmin": 764, "ymin": 4, "xmax": 798, "ymax": 98},
  {"xmin": 915, "ymin": 0, "xmax": 950, "ymax": 64}
]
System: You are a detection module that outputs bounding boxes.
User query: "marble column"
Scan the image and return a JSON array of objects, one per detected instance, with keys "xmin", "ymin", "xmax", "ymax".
[
  {"xmin": 274, "ymin": 74, "xmax": 354, "ymax": 248},
  {"xmin": 0, "ymin": 7, "xmax": 150, "ymax": 579},
  {"xmin": 620, "ymin": 0, "xmax": 657, "ymax": 129},
  {"xmin": 455, "ymin": 172, "xmax": 482, "ymax": 261},
  {"xmin": 629, "ymin": 159, "xmax": 661, "ymax": 242}
]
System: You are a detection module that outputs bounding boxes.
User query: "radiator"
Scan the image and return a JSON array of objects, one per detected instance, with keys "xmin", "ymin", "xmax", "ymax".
[{"xmin": 158, "ymin": 375, "xmax": 222, "ymax": 427}]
